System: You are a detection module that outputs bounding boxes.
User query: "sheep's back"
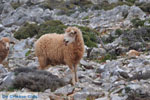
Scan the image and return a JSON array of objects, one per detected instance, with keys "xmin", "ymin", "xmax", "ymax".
[{"xmin": 35, "ymin": 33, "xmax": 65, "ymax": 64}]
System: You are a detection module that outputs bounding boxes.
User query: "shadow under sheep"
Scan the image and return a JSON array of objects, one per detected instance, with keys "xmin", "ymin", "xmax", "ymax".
[{"xmin": 8, "ymin": 67, "xmax": 66, "ymax": 92}]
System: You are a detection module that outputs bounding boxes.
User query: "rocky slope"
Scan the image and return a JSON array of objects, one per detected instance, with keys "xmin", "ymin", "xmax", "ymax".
[{"xmin": 0, "ymin": 0, "xmax": 150, "ymax": 100}]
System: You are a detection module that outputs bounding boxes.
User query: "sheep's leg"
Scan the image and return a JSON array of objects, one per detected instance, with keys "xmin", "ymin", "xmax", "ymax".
[
  {"xmin": 38, "ymin": 56, "xmax": 47, "ymax": 70},
  {"xmin": 70, "ymin": 67, "xmax": 76, "ymax": 85},
  {"xmin": 74, "ymin": 64, "xmax": 78, "ymax": 82}
]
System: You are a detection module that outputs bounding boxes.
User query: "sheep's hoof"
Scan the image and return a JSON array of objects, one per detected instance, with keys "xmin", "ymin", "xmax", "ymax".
[
  {"xmin": 70, "ymin": 79, "xmax": 76, "ymax": 86},
  {"xmin": 38, "ymin": 66, "xmax": 45, "ymax": 70}
]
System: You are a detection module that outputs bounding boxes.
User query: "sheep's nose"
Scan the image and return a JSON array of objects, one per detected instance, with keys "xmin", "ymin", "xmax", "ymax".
[
  {"xmin": 64, "ymin": 39, "xmax": 69, "ymax": 46},
  {"xmin": 64, "ymin": 39, "xmax": 69, "ymax": 43}
]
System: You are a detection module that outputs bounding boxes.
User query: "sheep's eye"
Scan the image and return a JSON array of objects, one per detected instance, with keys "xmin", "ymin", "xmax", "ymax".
[
  {"xmin": 74, "ymin": 31, "xmax": 77, "ymax": 34},
  {"xmin": 71, "ymin": 31, "xmax": 76, "ymax": 35}
]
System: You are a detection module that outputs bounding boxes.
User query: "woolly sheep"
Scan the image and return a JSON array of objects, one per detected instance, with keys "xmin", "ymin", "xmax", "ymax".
[
  {"xmin": 35, "ymin": 27, "xmax": 85, "ymax": 85},
  {"xmin": 0, "ymin": 37, "xmax": 10, "ymax": 64}
]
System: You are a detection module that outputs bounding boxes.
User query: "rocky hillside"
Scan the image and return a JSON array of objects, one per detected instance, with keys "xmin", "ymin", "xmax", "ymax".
[{"xmin": 1, "ymin": 0, "xmax": 150, "ymax": 100}]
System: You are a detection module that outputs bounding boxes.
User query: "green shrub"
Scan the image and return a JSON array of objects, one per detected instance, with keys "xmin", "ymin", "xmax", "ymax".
[
  {"xmin": 115, "ymin": 29, "xmax": 123, "ymax": 36},
  {"xmin": 14, "ymin": 20, "xmax": 99, "ymax": 48},
  {"xmin": 42, "ymin": 0, "xmax": 64, "ymax": 10},
  {"xmin": 126, "ymin": 0, "xmax": 136, "ymax": 4},
  {"xmin": 139, "ymin": 3, "xmax": 150, "ymax": 13},
  {"xmin": 76, "ymin": 26, "xmax": 99, "ymax": 47},
  {"xmin": 83, "ymin": 35, "xmax": 97, "ymax": 47},
  {"xmin": 131, "ymin": 18, "xmax": 145, "ymax": 28},
  {"xmin": 25, "ymin": 50, "xmax": 31, "ymax": 56},
  {"xmin": 14, "ymin": 22, "xmax": 39, "ymax": 40},
  {"xmin": 92, "ymin": 1, "xmax": 133, "ymax": 11},
  {"xmin": 11, "ymin": 2, "xmax": 22, "ymax": 9},
  {"xmin": 42, "ymin": 0, "xmax": 93, "ymax": 15},
  {"xmin": 96, "ymin": 53, "xmax": 117, "ymax": 63},
  {"xmin": 83, "ymin": 16, "xmax": 89, "ymax": 20},
  {"xmin": 70, "ymin": 0, "xmax": 93, "ymax": 9},
  {"xmin": 37, "ymin": 20, "xmax": 67, "ymax": 38}
]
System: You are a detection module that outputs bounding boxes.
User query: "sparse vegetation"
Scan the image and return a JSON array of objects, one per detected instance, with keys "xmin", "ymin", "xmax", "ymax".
[
  {"xmin": 137, "ymin": 3, "xmax": 150, "ymax": 13},
  {"xmin": 115, "ymin": 29, "xmax": 124, "ymax": 36},
  {"xmin": 11, "ymin": 2, "xmax": 22, "ymax": 9},
  {"xmin": 14, "ymin": 20, "xmax": 99, "ymax": 47},
  {"xmin": 95, "ymin": 53, "xmax": 117, "ymax": 63},
  {"xmin": 131, "ymin": 18, "xmax": 145, "ymax": 28},
  {"xmin": 76, "ymin": 26, "xmax": 99, "ymax": 47},
  {"xmin": 83, "ymin": 16, "xmax": 89, "ymax": 20},
  {"xmin": 126, "ymin": 0, "xmax": 136, "ymax": 4},
  {"xmin": 42, "ymin": 0, "xmax": 93, "ymax": 15},
  {"xmin": 131, "ymin": 18, "xmax": 150, "ymax": 28},
  {"xmin": 25, "ymin": 50, "xmax": 31, "ymax": 56},
  {"xmin": 14, "ymin": 22, "xmax": 39, "ymax": 40},
  {"xmin": 92, "ymin": 1, "xmax": 133, "ymax": 11},
  {"xmin": 37, "ymin": 20, "xmax": 67, "ymax": 38}
]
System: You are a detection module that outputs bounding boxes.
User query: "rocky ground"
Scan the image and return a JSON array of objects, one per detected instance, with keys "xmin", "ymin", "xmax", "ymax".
[{"xmin": 1, "ymin": 0, "xmax": 150, "ymax": 100}]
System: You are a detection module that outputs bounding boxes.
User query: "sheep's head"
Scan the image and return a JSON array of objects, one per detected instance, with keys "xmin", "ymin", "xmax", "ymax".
[
  {"xmin": 64, "ymin": 27, "xmax": 79, "ymax": 46},
  {"xmin": 1, "ymin": 37, "xmax": 10, "ymax": 50}
]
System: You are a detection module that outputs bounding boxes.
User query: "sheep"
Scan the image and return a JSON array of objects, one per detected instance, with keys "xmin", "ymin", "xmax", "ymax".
[
  {"xmin": 35, "ymin": 27, "xmax": 85, "ymax": 85},
  {"xmin": 0, "ymin": 37, "xmax": 10, "ymax": 64}
]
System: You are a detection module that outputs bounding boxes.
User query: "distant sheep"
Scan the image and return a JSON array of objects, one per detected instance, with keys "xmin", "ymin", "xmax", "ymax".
[
  {"xmin": 0, "ymin": 37, "xmax": 10, "ymax": 64},
  {"xmin": 35, "ymin": 27, "xmax": 85, "ymax": 85}
]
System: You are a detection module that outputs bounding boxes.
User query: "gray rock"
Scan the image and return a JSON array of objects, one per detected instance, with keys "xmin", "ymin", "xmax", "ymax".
[
  {"xmin": 13, "ymin": 67, "xmax": 66, "ymax": 91},
  {"xmin": 41, "ymin": 9, "xmax": 53, "ymax": 21},
  {"xmin": 0, "ymin": 24, "xmax": 4, "ymax": 32},
  {"xmin": 80, "ymin": 59, "xmax": 93, "ymax": 69},
  {"xmin": 2, "ymin": 6, "xmax": 45, "ymax": 26},
  {"xmin": 0, "ymin": 72, "xmax": 15, "ymax": 89},
  {"xmin": 90, "ymin": 0, "xmax": 105, "ymax": 4},
  {"xmin": 129, "ymin": 42, "xmax": 143, "ymax": 50},
  {"xmin": 78, "ymin": 12, "xmax": 88, "ymax": 19},
  {"xmin": 74, "ymin": 92, "xmax": 89, "ymax": 100},
  {"xmin": 110, "ymin": 94, "xmax": 127, "ymax": 100},
  {"xmin": 121, "ymin": 27, "xmax": 150, "ymax": 51},
  {"xmin": 103, "ymin": 60, "xmax": 123, "ymax": 74},
  {"xmin": 95, "ymin": 97, "xmax": 109, "ymax": 100},
  {"xmin": 90, "ymin": 48, "xmax": 106, "ymax": 59},
  {"xmin": 0, "ymin": 64, "xmax": 7, "ymax": 73},
  {"xmin": 101, "ymin": 82, "xmax": 113, "ymax": 91},
  {"xmin": 13, "ymin": 40, "xmax": 27, "ymax": 51},
  {"xmin": 29, "ymin": 7, "xmax": 44, "ymax": 23},
  {"xmin": 30, "ymin": 0, "xmax": 44, "ymax": 4},
  {"xmin": 127, "ymin": 84, "xmax": 141, "ymax": 90},
  {"xmin": 136, "ymin": 0, "xmax": 150, "ymax": 3},
  {"xmin": 2, "ymin": 7, "xmax": 27, "ymax": 26},
  {"xmin": 89, "ymin": 5, "xmax": 129, "ymax": 28},
  {"xmin": 26, "ymin": 37, "xmax": 36, "ymax": 47},
  {"xmin": 126, "ymin": 6, "xmax": 146, "ymax": 20},
  {"xmin": 70, "ymin": 11, "xmax": 80, "ymax": 18},
  {"xmin": 54, "ymin": 84, "xmax": 74, "ymax": 95},
  {"xmin": 12, "ymin": 48, "xmax": 29, "ymax": 58},
  {"xmin": 73, "ymin": 85, "xmax": 104, "ymax": 100},
  {"xmin": 1, "ymin": 2, "xmax": 14, "ymax": 19},
  {"xmin": 108, "ymin": 0, "xmax": 118, "ymax": 4},
  {"xmin": 27, "ymin": 60, "xmax": 39, "ymax": 68}
]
